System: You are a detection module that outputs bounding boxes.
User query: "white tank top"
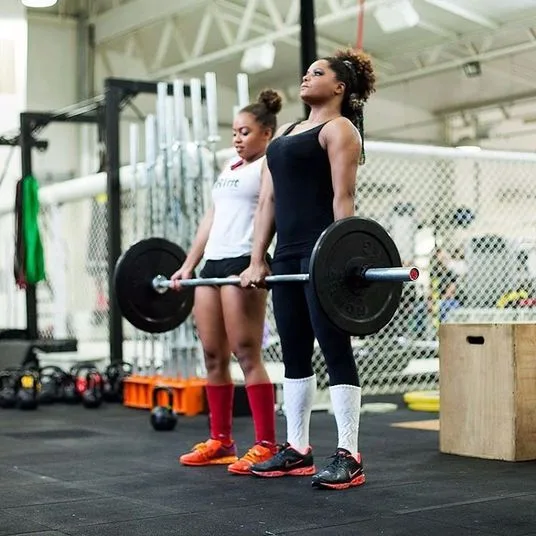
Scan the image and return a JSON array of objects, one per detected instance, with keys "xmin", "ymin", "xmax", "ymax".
[{"xmin": 204, "ymin": 156, "xmax": 264, "ymax": 260}]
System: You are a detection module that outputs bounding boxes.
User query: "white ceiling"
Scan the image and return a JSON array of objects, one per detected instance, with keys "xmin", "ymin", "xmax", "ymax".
[{"xmin": 28, "ymin": 0, "xmax": 536, "ymax": 148}]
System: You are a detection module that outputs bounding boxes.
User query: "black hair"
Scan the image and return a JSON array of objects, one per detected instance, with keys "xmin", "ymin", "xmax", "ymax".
[
  {"xmin": 324, "ymin": 49, "xmax": 376, "ymax": 164},
  {"xmin": 240, "ymin": 89, "xmax": 283, "ymax": 138}
]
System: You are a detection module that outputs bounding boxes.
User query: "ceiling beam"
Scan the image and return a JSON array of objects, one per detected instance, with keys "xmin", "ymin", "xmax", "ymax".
[
  {"xmin": 417, "ymin": 20, "xmax": 458, "ymax": 39},
  {"xmin": 91, "ymin": 0, "xmax": 209, "ymax": 45},
  {"xmin": 428, "ymin": 46, "xmax": 536, "ymax": 92},
  {"xmin": 285, "ymin": 0, "xmax": 300, "ymax": 25},
  {"xmin": 151, "ymin": 0, "xmax": 390, "ymax": 78},
  {"xmin": 378, "ymin": 39, "xmax": 536, "ymax": 88},
  {"xmin": 434, "ymin": 89, "xmax": 536, "ymax": 116},
  {"xmin": 152, "ymin": 21, "xmax": 174, "ymax": 70},
  {"xmin": 378, "ymin": 14, "xmax": 536, "ymax": 68},
  {"xmin": 235, "ymin": 0, "xmax": 259, "ymax": 43},
  {"xmin": 263, "ymin": 0, "xmax": 285, "ymax": 30},
  {"xmin": 368, "ymin": 117, "xmax": 442, "ymax": 136},
  {"xmin": 218, "ymin": 0, "xmax": 393, "ymax": 71},
  {"xmin": 421, "ymin": 0, "xmax": 499, "ymax": 29}
]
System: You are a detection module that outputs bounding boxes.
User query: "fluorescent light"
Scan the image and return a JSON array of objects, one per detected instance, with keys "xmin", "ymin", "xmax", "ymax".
[
  {"xmin": 240, "ymin": 42, "xmax": 276, "ymax": 74},
  {"xmin": 374, "ymin": 0, "xmax": 420, "ymax": 33},
  {"xmin": 21, "ymin": 0, "xmax": 58, "ymax": 7},
  {"xmin": 463, "ymin": 61, "xmax": 482, "ymax": 78},
  {"xmin": 455, "ymin": 145, "xmax": 482, "ymax": 152},
  {"xmin": 455, "ymin": 136, "xmax": 481, "ymax": 152}
]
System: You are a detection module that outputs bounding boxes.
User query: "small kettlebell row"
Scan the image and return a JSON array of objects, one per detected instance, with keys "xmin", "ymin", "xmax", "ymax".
[{"xmin": 0, "ymin": 361, "xmax": 133, "ymax": 410}]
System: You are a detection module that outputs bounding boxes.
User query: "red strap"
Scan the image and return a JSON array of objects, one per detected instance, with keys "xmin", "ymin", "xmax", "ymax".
[{"xmin": 230, "ymin": 159, "xmax": 244, "ymax": 170}]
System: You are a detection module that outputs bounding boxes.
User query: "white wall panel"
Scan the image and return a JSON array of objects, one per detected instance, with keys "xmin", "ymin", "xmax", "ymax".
[
  {"xmin": 26, "ymin": 15, "xmax": 81, "ymax": 182},
  {"xmin": 0, "ymin": 0, "xmax": 26, "ymax": 328},
  {"xmin": 0, "ymin": 1, "xmax": 27, "ymax": 204}
]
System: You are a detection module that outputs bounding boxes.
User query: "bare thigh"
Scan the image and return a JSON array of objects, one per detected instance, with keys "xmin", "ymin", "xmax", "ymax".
[
  {"xmin": 193, "ymin": 286, "xmax": 231, "ymax": 383},
  {"xmin": 220, "ymin": 284, "xmax": 269, "ymax": 384}
]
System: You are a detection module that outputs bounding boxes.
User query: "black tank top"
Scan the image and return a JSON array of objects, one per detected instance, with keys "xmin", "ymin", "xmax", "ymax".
[{"xmin": 266, "ymin": 121, "xmax": 334, "ymax": 260}]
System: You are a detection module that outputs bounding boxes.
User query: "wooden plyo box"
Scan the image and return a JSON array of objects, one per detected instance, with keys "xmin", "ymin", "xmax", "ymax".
[{"xmin": 439, "ymin": 323, "xmax": 536, "ymax": 461}]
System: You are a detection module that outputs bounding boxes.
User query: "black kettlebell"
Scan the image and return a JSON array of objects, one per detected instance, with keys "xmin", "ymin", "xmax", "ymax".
[
  {"xmin": 150, "ymin": 386, "xmax": 177, "ymax": 431},
  {"xmin": 103, "ymin": 361, "xmax": 133, "ymax": 403},
  {"xmin": 0, "ymin": 370, "xmax": 17, "ymax": 408},
  {"xmin": 62, "ymin": 372, "xmax": 80, "ymax": 404},
  {"xmin": 38, "ymin": 366, "xmax": 65, "ymax": 405},
  {"xmin": 82, "ymin": 370, "xmax": 104, "ymax": 409},
  {"xmin": 70, "ymin": 363, "xmax": 98, "ymax": 397},
  {"xmin": 17, "ymin": 369, "xmax": 40, "ymax": 410}
]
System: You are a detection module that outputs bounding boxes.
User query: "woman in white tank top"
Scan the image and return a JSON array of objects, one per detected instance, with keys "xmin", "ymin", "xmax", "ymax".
[{"xmin": 170, "ymin": 90, "xmax": 282, "ymax": 474}]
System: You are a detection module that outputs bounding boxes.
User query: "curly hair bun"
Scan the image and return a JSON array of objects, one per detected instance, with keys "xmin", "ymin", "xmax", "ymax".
[
  {"xmin": 257, "ymin": 89, "xmax": 283, "ymax": 115},
  {"xmin": 334, "ymin": 48, "xmax": 376, "ymax": 103}
]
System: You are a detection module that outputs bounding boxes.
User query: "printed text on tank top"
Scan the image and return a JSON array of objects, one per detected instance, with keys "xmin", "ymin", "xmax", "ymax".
[
  {"xmin": 212, "ymin": 157, "xmax": 260, "ymax": 189},
  {"xmin": 203, "ymin": 155, "xmax": 264, "ymax": 260}
]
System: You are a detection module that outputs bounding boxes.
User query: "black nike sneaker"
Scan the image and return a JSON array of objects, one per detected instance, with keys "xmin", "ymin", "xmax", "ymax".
[
  {"xmin": 311, "ymin": 449, "xmax": 366, "ymax": 490},
  {"xmin": 249, "ymin": 442, "xmax": 316, "ymax": 477}
]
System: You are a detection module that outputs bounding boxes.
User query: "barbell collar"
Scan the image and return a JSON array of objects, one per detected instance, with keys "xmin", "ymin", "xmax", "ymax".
[
  {"xmin": 152, "ymin": 275, "xmax": 169, "ymax": 294},
  {"xmin": 361, "ymin": 267, "xmax": 420, "ymax": 282}
]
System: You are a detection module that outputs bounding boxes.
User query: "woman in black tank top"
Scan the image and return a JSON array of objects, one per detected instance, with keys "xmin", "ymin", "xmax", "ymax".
[{"xmin": 240, "ymin": 48, "xmax": 377, "ymax": 490}]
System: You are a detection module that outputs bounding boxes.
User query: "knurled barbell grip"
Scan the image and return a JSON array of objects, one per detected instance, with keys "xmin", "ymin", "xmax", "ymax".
[
  {"xmin": 152, "ymin": 274, "xmax": 309, "ymax": 290},
  {"xmin": 152, "ymin": 266, "xmax": 419, "ymax": 291}
]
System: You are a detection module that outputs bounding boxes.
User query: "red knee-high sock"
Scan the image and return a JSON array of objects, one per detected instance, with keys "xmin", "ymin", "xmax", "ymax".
[
  {"xmin": 206, "ymin": 384, "xmax": 234, "ymax": 444},
  {"xmin": 246, "ymin": 383, "xmax": 276, "ymax": 446}
]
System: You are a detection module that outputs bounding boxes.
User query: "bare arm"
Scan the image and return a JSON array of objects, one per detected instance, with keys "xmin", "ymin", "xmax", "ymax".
[
  {"xmin": 250, "ymin": 159, "xmax": 276, "ymax": 263},
  {"xmin": 249, "ymin": 122, "xmax": 293, "ymax": 263},
  {"xmin": 182, "ymin": 206, "xmax": 215, "ymax": 269},
  {"xmin": 324, "ymin": 117, "xmax": 361, "ymax": 220}
]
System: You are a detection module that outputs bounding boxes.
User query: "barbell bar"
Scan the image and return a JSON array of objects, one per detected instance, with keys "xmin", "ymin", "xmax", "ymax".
[
  {"xmin": 114, "ymin": 216, "xmax": 420, "ymax": 336},
  {"xmin": 152, "ymin": 266, "xmax": 419, "ymax": 294}
]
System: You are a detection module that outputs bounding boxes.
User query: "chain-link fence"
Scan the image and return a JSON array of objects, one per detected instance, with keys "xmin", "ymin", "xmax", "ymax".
[
  {"xmin": 0, "ymin": 210, "xmax": 26, "ymax": 330},
  {"xmin": 0, "ymin": 195, "xmax": 111, "ymax": 342},
  {"xmin": 2, "ymin": 141, "xmax": 536, "ymax": 398}
]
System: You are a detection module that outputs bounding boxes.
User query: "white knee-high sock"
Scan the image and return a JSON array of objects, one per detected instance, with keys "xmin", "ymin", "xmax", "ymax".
[
  {"xmin": 329, "ymin": 385, "xmax": 362, "ymax": 457},
  {"xmin": 283, "ymin": 375, "xmax": 316, "ymax": 452}
]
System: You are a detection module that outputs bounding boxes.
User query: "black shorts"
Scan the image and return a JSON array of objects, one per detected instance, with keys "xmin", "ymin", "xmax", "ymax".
[{"xmin": 200, "ymin": 255, "xmax": 271, "ymax": 279}]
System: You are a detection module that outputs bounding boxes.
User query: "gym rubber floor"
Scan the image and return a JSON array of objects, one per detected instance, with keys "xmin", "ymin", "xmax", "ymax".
[{"xmin": 1, "ymin": 403, "xmax": 536, "ymax": 536}]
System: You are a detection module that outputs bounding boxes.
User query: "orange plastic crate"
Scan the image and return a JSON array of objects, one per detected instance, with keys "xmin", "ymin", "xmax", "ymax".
[
  {"xmin": 123, "ymin": 376, "xmax": 206, "ymax": 416},
  {"xmin": 123, "ymin": 375, "xmax": 154, "ymax": 409}
]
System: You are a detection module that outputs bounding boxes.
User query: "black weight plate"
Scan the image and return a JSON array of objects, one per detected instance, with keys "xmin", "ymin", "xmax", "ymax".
[
  {"xmin": 114, "ymin": 238, "xmax": 194, "ymax": 333},
  {"xmin": 310, "ymin": 217, "xmax": 403, "ymax": 337}
]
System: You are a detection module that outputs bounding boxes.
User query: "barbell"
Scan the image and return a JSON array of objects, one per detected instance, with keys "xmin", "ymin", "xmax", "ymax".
[{"xmin": 113, "ymin": 217, "xmax": 419, "ymax": 337}]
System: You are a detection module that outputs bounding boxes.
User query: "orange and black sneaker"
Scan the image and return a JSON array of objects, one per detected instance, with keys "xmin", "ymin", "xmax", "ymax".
[
  {"xmin": 311, "ymin": 449, "xmax": 366, "ymax": 490},
  {"xmin": 227, "ymin": 441, "xmax": 278, "ymax": 475},
  {"xmin": 249, "ymin": 442, "xmax": 316, "ymax": 477},
  {"xmin": 179, "ymin": 438, "xmax": 238, "ymax": 466}
]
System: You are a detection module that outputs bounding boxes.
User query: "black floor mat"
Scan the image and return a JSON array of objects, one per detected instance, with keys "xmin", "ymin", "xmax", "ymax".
[{"xmin": 1, "ymin": 403, "xmax": 536, "ymax": 536}]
